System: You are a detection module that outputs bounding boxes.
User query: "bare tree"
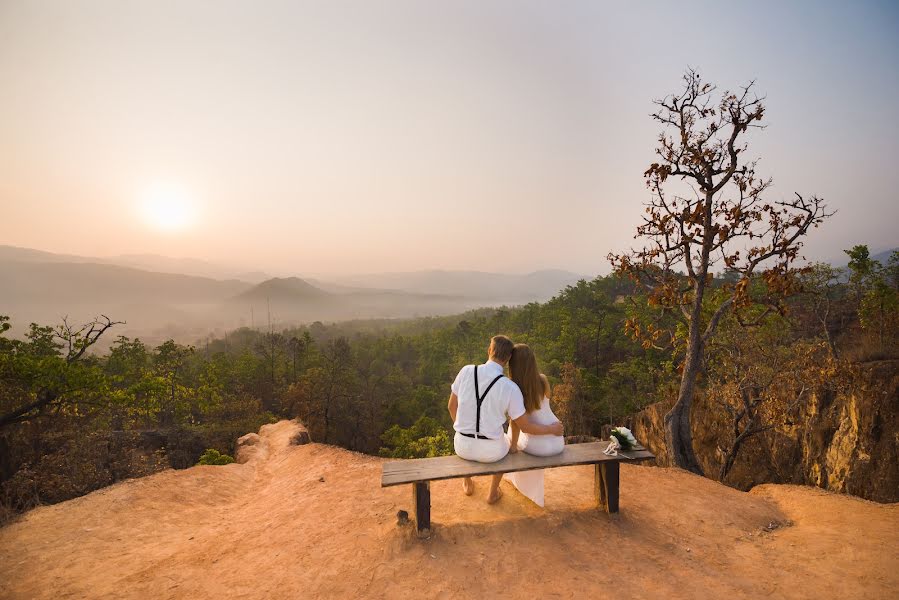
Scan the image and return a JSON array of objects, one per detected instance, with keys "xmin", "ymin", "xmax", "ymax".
[{"xmin": 609, "ymin": 70, "xmax": 832, "ymax": 474}]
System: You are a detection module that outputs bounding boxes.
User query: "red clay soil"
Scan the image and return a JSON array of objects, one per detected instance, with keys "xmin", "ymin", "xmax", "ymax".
[{"xmin": 1, "ymin": 420, "xmax": 896, "ymax": 599}]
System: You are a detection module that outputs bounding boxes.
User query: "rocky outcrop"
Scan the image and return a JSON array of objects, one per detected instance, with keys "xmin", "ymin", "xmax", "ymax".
[
  {"xmin": 235, "ymin": 433, "xmax": 266, "ymax": 464},
  {"xmin": 236, "ymin": 420, "xmax": 310, "ymax": 463},
  {"xmin": 291, "ymin": 428, "xmax": 311, "ymax": 446},
  {"xmin": 630, "ymin": 360, "xmax": 898, "ymax": 503}
]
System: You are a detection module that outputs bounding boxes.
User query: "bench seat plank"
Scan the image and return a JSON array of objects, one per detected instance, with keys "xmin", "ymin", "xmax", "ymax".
[{"xmin": 381, "ymin": 441, "xmax": 654, "ymax": 487}]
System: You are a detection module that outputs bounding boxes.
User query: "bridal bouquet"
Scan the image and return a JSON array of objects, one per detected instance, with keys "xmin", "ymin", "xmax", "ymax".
[{"xmin": 609, "ymin": 427, "xmax": 637, "ymax": 450}]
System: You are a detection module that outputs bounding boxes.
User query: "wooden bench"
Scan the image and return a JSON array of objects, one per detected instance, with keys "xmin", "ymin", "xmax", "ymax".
[{"xmin": 381, "ymin": 441, "xmax": 655, "ymax": 537}]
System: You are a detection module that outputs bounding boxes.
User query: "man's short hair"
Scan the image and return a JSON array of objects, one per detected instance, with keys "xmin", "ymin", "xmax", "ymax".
[{"xmin": 489, "ymin": 335, "xmax": 514, "ymax": 362}]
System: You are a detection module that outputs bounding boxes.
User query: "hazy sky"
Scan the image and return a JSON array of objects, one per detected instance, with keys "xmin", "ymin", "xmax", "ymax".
[{"xmin": 1, "ymin": 0, "xmax": 897, "ymax": 277}]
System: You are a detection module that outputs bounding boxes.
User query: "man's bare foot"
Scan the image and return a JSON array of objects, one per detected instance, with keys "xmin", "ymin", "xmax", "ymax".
[
  {"xmin": 487, "ymin": 487, "xmax": 503, "ymax": 504},
  {"xmin": 462, "ymin": 478, "xmax": 475, "ymax": 496}
]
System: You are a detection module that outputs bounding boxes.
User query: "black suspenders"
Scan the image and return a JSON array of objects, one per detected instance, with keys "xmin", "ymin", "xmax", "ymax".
[{"xmin": 461, "ymin": 365, "xmax": 504, "ymax": 440}]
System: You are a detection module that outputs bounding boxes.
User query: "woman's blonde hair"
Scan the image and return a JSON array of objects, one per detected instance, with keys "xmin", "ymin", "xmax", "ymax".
[{"xmin": 509, "ymin": 343, "xmax": 547, "ymax": 413}]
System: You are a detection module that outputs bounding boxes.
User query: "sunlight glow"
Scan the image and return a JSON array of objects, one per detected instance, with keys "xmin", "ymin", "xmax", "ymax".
[{"xmin": 138, "ymin": 182, "xmax": 196, "ymax": 233}]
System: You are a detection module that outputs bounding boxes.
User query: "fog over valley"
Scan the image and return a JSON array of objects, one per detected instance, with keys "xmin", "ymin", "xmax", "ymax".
[{"xmin": 0, "ymin": 245, "xmax": 587, "ymax": 344}]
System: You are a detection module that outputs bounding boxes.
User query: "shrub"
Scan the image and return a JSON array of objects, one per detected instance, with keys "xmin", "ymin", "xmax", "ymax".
[
  {"xmin": 379, "ymin": 416, "xmax": 452, "ymax": 459},
  {"xmin": 197, "ymin": 449, "xmax": 234, "ymax": 465}
]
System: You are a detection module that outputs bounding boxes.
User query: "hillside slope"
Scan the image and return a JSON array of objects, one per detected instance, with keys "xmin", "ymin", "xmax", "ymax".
[{"xmin": 1, "ymin": 421, "xmax": 896, "ymax": 599}]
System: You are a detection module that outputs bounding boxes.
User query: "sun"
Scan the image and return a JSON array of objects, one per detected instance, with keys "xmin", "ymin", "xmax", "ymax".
[{"xmin": 138, "ymin": 182, "xmax": 196, "ymax": 233}]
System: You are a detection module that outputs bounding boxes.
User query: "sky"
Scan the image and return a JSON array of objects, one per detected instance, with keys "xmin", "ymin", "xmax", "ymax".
[{"xmin": 1, "ymin": 0, "xmax": 897, "ymax": 277}]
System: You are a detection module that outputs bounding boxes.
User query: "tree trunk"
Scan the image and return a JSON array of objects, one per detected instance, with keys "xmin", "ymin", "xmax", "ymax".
[
  {"xmin": 824, "ymin": 326, "xmax": 838, "ymax": 360},
  {"xmin": 719, "ymin": 437, "xmax": 743, "ymax": 482},
  {"xmin": 664, "ymin": 250, "xmax": 708, "ymax": 476},
  {"xmin": 664, "ymin": 358, "xmax": 705, "ymax": 475},
  {"xmin": 819, "ymin": 303, "xmax": 839, "ymax": 360}
]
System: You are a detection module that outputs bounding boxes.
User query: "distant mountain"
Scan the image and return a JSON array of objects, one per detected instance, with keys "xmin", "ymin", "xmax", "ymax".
[
  {"xmin": 0, "ymin": 245, "xmax": 269, "ymax": 283},
  {"xmin": 231, "ymin": 277, "xmax": 330, "ymax": 304},
  {"xmin": 1, "ymin": 261, "xmax": 251, "ymax": 306},
  {"xmin": 111, "ymin": 253, "xmax": 271, "ymax": 283},
  {"xmin": 304, "ymin": 278, "xmax": 379, "ymax": 295},
  {"xmin": 0, "ymin": 245, "xmax": 589, "ymax": 343},
  {"xmin": 0, "ymin": 257, "xmax": 254, "ymax": 343},
  {"xmin": 227, "ymin": 276, "xmax": 490, "ymax": 325},
  {"xmin": 0, "ymin": 245, "xmax": 94, "ymax": 264},
  {"xmin": 234, "ymin": 271, "xmax": 272, "ymax": 284},
  {"xmin": 871, "ymin": 248, "xmax": 897, "ymax": 265},
  {"xmin": 334, "ymin": 269, "xmax": 585, "ymax": 303}
]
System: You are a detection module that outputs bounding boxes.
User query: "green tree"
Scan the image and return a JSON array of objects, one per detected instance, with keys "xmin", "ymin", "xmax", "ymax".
[
  {"xmin": 0, "ymin": 316, "xmax": 120, "ymax": 429},
  {"xmin": 379, "ymin": 416, "xmax": 452, "ymax": 458},
  {"xmin": 845, "ymin": 245, "xmax": 877, "ymax": 303},
  {"xmin": 285, "ymin": 337, "xmax": 361, "ymax": 447},
  {"xmin": 859, "ymin": 254, "xmax": 899, "ymax": 351},
  {"xmin": 152, "ymin": 340, "xmax": 195, "ymax": 427}
]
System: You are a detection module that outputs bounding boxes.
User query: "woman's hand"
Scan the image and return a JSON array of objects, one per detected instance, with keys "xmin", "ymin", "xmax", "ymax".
[{"xmin": 508, "ymin": 444, "xmax": 519, "ymax": 454}]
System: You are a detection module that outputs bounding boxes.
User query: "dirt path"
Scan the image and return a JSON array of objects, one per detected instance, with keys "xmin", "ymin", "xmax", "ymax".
[{"xmin": 1, "ymin": 420, "xmax": 896, "ymax": 599}]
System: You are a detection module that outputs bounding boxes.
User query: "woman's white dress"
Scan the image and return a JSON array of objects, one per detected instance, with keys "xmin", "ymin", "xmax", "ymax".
[{"xmin": 504, "ymin": 396, "xmax": 564, "ymax": 506}]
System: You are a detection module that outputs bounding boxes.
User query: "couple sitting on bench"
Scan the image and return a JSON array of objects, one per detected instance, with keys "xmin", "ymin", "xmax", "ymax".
[{"xmin": 447, "ymin": 335, "xmax": 565, "ymax": 506}]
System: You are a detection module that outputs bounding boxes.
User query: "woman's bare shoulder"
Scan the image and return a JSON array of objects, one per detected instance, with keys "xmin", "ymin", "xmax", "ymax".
[{"xmin": 540, "ymin": 373, "xmax": 551, "ymax": 397}]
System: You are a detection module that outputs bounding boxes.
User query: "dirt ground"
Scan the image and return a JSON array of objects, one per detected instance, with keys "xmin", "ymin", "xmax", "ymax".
[{"xmin": 1, "ymin": 420, "xmax": 896, "ymax": 599}]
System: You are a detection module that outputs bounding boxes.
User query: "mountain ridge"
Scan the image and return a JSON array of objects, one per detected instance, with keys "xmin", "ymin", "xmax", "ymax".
[
  {"xmin": 0, "ymin": 246, "xmax": 581, "ymax": 342},
  {"xmin": 230, "ymin": 276, "xmax": 332, "ymax": 303}
]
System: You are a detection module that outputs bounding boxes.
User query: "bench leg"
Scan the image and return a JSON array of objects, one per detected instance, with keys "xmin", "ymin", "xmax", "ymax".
[
  {"xmin": 594, "ymin": 462, "xmax": 620, "ymax": 513},
  {"xmin": 413, "ymin": 481, "xmax": 431, "ymax": 538}
]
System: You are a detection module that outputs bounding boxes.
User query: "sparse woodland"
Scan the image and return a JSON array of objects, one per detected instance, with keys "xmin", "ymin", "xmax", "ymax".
[{"xmin": 1, "ymin": 247, "xmax": 896, "ymax": 520}]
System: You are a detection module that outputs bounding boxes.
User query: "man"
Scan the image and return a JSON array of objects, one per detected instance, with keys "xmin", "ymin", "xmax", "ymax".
[{"xmin": 448, "ymin": 335, "xmax": 564, "ymax": 504}]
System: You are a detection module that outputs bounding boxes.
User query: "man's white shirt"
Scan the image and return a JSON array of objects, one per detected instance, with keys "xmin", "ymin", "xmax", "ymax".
[{"xmin": 451, "ymin": 360, "xmax": 526, "ymax": 440}]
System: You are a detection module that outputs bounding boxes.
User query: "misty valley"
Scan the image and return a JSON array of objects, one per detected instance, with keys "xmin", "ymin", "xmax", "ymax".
[{"xmin": 0, "ymin": 244, "xmax": 584, "ymax": 345}]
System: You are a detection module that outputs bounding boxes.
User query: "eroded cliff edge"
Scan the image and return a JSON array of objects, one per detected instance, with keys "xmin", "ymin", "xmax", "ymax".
[{"xmin": 632, "ymin": 360, "xmax": 898, "ymax": 502}]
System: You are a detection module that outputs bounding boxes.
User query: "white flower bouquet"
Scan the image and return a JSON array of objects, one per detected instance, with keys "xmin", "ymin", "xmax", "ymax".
[{"xmin": 608, "ymin": 426, "xmax": 638, "ymax": 451}]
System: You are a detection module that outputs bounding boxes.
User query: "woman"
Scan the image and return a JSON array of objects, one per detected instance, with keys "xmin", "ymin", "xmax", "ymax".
[
  {"xmin": 503, "ymin": 343, "xmax": 564, "ymax": 506},
  {"xmin": 507, "ymin": 343, "xmax": 565, "ymax": 457}
]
